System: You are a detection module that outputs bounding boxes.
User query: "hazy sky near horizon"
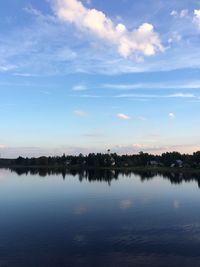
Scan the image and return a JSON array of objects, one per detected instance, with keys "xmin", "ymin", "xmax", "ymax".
[{"xmin": 1, "ymin": 0, "xmax": 200, "ymax": 158}]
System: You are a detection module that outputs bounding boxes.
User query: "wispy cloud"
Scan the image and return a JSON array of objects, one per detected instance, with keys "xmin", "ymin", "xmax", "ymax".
[
  {"xmin": 138, "ymin": 116, "xmax": 147, "ymax": 121},
  {"xmin": 78, "ymin": 94, "xmax": 102, "ymax": 98},
  {"xmin": 72, "ymin": 91, "xmax": 197, "ymax": 101},
  {"xmin": 0, "ymin": 64, "xmax": 17, "ymax": 72},
  {"xmin": 103, "ymin": 81, "xmax": 200, "ymax": 90},
  {"xmin": 117, "ymin": 113, "xmax": 130, "ymax": 120},
  {"xmin": 72, "ymin": 84, "xmax": 88, "ymax": 91},
  {"xmin": 114, "ymin": 93, "xmax": 195, "ymax": 99},
  {"xmin": 168, "ymin": 93, "xmax": 194, "ymax": 98},
  {"xmin": 13, "ymin": 72, "xmax": 37, "ymax": 77},
  {"xmin": 74, "ymin": 109, "xmax": 88, "ymax": 117},
  {"xmin": 82, "ymin": 131, "xmax": 105, "ymax": 138},
  {"xmin": 168, "ymin": 31, "xmax": 182, "ymax": 44}
]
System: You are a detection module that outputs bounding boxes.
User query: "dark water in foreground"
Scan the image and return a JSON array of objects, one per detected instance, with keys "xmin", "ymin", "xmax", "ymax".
[{"xmin": 0, "ymin": 169, "xmax": 200, "ymax": 267}]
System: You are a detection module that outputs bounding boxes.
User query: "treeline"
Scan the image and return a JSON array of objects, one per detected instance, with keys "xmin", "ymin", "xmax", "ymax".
[{"xmin": 2, "ymin": 151, "xmax": 200, "ymax": 168}]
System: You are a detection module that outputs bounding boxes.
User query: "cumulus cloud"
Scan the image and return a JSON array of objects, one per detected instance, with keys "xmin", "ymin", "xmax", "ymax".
[
  {"xmin": 169, "ymin": 112, "xmax": 175, "ymax": 119},
  {"xmin": 194, "ymin": 9, "xmax": 200, "ymax": 30},
  {"xmin": 53, "ymin": 0, "xmax": 164, "ymax": 58},
  {"xmin": 117, "ymin": 113, "xmax": 130, "ymax": 120}
]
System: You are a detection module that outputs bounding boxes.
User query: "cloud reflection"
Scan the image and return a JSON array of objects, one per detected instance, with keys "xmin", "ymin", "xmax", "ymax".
[{"xmin": 120, "ymin": 199, "xmax": 133, "ymax": 210}]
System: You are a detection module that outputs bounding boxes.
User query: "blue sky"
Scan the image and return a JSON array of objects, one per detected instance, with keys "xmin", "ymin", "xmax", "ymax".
[{"xmin": 1, "ymin": 0, "xmax": 200, "ymax": 157}]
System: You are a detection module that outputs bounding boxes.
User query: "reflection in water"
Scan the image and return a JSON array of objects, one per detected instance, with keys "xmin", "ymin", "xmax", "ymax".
[
  {"xmin": 6, "ymin": 166, "xmax": 200, "ymax": 189},
  {"xmin": 0, "ymin": 168, "xmax": 200, "ymax": 267}
]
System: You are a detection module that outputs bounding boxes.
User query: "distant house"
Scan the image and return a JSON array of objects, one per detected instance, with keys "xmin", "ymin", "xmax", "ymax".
[
  {"xmin": 110, "ymin": 156, "xmax": 116, "ymax": 166},
  {"xmin": 171, "ymin": 160, "xmax": 183, "ymax": 168},
  {"xmin": 104, "ymin": 156, "xmax": 116, "ymax": 166},
  {"xmin": 176, "ymin": 160, "xmax": 183, "ymax": 167},
  {"xmin": 65, "ymin": 160, "xmax": 72, "ymax": 166},
  {"xmin": 123, "ymin": 163, "xmax": 129, "ymax": 167},
  {"xmin": 148, "ymin": 160, "xmax": 159, "ymax": 166},
  {"xmin": 176, "ymin": 160, "xmax": 183, "ymax": 168}
]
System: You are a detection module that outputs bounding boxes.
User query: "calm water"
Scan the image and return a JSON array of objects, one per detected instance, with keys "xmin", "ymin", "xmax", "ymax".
[{"xmin": 0, "ymin": 168, "xmax": 200, "ymax": 267}]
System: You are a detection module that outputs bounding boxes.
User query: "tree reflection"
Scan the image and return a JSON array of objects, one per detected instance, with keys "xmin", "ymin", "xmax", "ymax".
[{"xmin": 4, "ymin": 167, "xmax": 200, "ymax": 189}]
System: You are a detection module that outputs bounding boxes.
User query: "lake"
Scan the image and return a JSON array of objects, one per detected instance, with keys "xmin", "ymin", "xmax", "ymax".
[{"xmin": 0, "ymin": 168, "xmax": 200, "ymax": 267}]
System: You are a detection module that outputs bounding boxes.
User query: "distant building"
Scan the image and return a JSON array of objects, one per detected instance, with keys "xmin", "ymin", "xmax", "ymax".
[
  {"xmin": 149, "ymin": 160, "xmax": 159, "ymax": 166},
  {"xmin": 65, "ymin": 160, "xmax": 72, "ymax": 166},
  {"xmin": 110, "ymin": 156, "xmax": 115, "ymax": 166},
  {"xmin": 104, "ymin": 155, "xmax": 116, "ymax": 166},
  {"xmin": 176, "ymin": 160, "xmax": 183, "ymax": 167},
  {"xmin": 171, "ymin": 160, "xmax": 183, "ymax": 168}
]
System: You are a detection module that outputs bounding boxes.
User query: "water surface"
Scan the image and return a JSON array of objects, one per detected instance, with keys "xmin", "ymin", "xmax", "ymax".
[{"xmin": 0, "ymin": 168, "xmax": 200, "ymax": 267}]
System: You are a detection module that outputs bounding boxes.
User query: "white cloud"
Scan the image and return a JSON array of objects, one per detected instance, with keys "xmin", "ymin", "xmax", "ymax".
[
  {"xmin": 53, "ymin": 0, "xmax": 164, "ymax": 58},
  {"xmin": 77, "ymin": 92, "xmax": 195, "ymax": 100},
  {"xmin": 117, "ymin": 113, "xmax": 130, "ymax": 120},
  {"xmin": 169, "ymin": 112, "xmax": 175, "ymax": 119},
  {"xmin": 72, "ymin": 84, "xmax": 87, "ymax": 91},
  {"xmin": 103, "ymin": 83, "xmax": 142, "ymax": 90},
  {"xmin": 194, "ymin": 9, "xmax": 200, "ymax": 30},
  {"xmin": 83, "ymin": 131, "xmax": 104, "ymax": 138},
  {"xmin": 78, "ymin": 94, "xmax": 102, "ymax": 98},
  {"xmin": 138, "ymin": 116, "xmax": 147, "ymax": 121},
  {"xmin": 168, "ymin": 93, "xmax": 194, "ymax": 98},
  {"xmin": 103, "ymin": 81, "xmax": 200, "ymax": 90},
  {"xmin": 0, "ymin": 64, "xmax": 17, "ymax": 72},
  {"xmin": 13, "ymin": 72, "xmax": 39, "ymax": 77},
  {"xmin": 74, "ymin": 110, "xmax": 88, "ymax": 117},
  {"xmin": 168, "ymin": 32, "xmax": 182, "ymax": 44},
  {"xmin": 170, "ymin": 10, "xmax": 178, "ymax": 17},
  {"xmin": 180, "ymin": 9, "xmax": 189, "ymax": 18},
  {"xmin": 114, "ymin": 93, "xmax": 195, "ymax": 99},
  {"xmin": 171, "ymin": 9, "xmax": 188, "ymax": 18}
]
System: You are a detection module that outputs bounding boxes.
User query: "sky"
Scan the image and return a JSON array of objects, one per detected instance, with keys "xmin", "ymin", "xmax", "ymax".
[{"xmin": 1, "ymin": 0, "xmax": 200, "ymax": 158}]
